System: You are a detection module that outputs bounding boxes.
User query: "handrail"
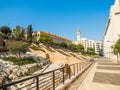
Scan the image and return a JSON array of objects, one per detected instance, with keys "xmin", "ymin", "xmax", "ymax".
[
  {"xmin": 1, "ymin": 67, "xmax": 65, "ymax": 87},
  {"xmin": 0, "ymin": 60, "xmax": 93, "ymax": 90}
]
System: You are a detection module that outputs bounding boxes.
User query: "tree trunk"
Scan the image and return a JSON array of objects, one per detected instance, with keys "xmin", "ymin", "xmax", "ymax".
[{"xmin": 18, "ymin": 52, "xmax": 21, "ymax": 58}]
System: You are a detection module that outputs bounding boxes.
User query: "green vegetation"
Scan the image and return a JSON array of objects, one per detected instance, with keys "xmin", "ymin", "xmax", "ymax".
[
  {"xmin": 27, "ymin": 24, "xmax": 33, "ymax": 42},
  {"xmin": 13, "ymin": 25, "xmax": 25, "ymax": 40},
  {"xmin": 38, "ymin": 33, "xmax": 53, "ymax": 44},
  {"xmin": 112, "ymin": 38, "xmax": 120, "ymax": 55},
  {"xmin": 87, "ymin": 54, "xmax": 99, "ymax": 58},
  {"xmin": 87, "ymin": 47, "xmax": 95, "ymax": 55},
  {"xmin": 50, "ymin": 42, "xmax": 67, "ymax": 48},
  {"xmin": 30, "ymin": 45, "xmax": 46, "ymax": 52},
  {"xmin": 0, "ymin": 31, "xmax": 3, "ymax": 37},
  {"xmin": 3, "ymin": 56, "xmax": 35, "ymax": 66},
  {"xmin": 0, "ymin": 25, "xmax": 12, "ymax": 39},
  {"xmin": 30, "ymin": 45, "xmax": 40, "ymax": 50},
  {"xmin": 0, "ymin": 25, "xmax": 11, "ymax": 35},
  {"xmin": 66, "ymin": 44, "xmax": 84, "ymax": 53},
  {"xmin": 75, "ymin": 44, "xmax": 84, "ymax": 53},
  {"xmin": 8, "ymin": 41, "xmax": 28, "ymax": 58}
]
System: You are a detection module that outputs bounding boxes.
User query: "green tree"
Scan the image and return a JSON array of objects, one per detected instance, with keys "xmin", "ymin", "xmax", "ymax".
[
  {"xmin": 13, "ymin": 25, "xmax": 22, "ymax": 40},
  {"xmin": 27, "ymin": 24, "xmax": 33, "ymax": 42},
  {"xmin": 0, "ymin": 25, "xmax": 11, "ymax": 35},
  {"xmin": 76, "ymin": 44, "xmax": 84, "ymax": 53},
  {"xmin": 60, "ymin": 42, "xmax": 67, "ymax": 48},
  {"xmin": 67, "ymin": 44, "xmax": 76, "ymax": 51},
  {"xmin": 0, "ymin": 31, "xmax": 3, "ymax": 37},
  {"xmin": 113, "ymin": 38, "xmax": 120, "ymax": 55},
  {"xmin": 38, "ymin": 33, "xmax": 52, "ymax": 44},
  {"xmin": 21, "ymin": 28, "xmax": 25, "ymax": 39},
  {"xmin": 8, "ymin": 41, "xmax": 28, "ymax": 58},
  {"xmin": 87, "ymin": 47, "xmax": 95, "ymax": 55}
]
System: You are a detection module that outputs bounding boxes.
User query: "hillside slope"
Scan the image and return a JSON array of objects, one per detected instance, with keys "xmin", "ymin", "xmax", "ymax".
[{"xmin": 30, "ymin": 43, "xmax": 89, "ymax": 65}]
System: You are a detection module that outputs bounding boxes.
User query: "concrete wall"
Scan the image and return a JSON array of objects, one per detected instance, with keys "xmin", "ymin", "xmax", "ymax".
[
  {"xmin": 103, "ymin": 0, "xmax": 120, "ymax": 63},
  {"xmin": 31, "ymin": 31, "xmax": 72, "ymax": 44},
  {"xmin": 0, "ymin": 38, "xmax": 7, "ymax": 50}
]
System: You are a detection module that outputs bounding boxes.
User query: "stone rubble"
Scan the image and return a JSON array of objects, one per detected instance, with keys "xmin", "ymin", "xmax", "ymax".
[
  {"xmin": 0, "ymin": 55, "xmax": 49, "ymax": 85},
  {"xmin": 0, "ymin": 43, "xmax": 91, "ymax": 89}
]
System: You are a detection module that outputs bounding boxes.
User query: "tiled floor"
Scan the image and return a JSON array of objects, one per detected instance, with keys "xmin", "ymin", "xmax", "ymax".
[
  {"xmin": 96, "ymin": 66, "xmax": 120, "ymax": 70},
  {"xmin": 93, "ymin": 72, "xmax": 120, "ymax": 85},
  {"xmin": 98, "ymin": 63, "xmax": 120, "ymax": 65},
  {"xmin": 78, "ymin": 58, "xmax": 120, "ymax": 90},
  {"xmin": 93, "ymin": 62, "xmax": 120, "ymax": 85},
  {"xmin": 64, "ymin": 58, "xmax": 120, "ymax": 90}
]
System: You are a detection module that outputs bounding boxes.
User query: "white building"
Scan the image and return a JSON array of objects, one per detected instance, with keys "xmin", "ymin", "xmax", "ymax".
[
  {"xmin": 81, "ymin": 38, "xmax": 88, "ymax": 51},
  {"xmin": 95, "ymin": 41, "xmax": 103, "ymax": 55},
  {"xmin": 77, "ymin": 28, "xmax": 81, "ymax": 43},
  {"xmin": 103, "ymin": 0, "xmax": 120, "ymax": 63},
  {"xmin": 73, "ymin": 29, "xmax": 103, "ymax": 55}
]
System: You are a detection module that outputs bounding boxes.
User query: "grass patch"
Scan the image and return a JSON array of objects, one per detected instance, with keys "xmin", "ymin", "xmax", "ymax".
[
  {"xmin": 3, "ymin": 56, "xmax": 35, "ymax": 66},
  {"xmin": 30, "ymin": 45, "xmax": 45, "ymax": 52},
  {"xmin": 30, "ymin": 45, "xmax": 40, "ymax": 50},
  {"xmin": 86, "ymin": 54, "xmax": 99, "ymax": 58}
]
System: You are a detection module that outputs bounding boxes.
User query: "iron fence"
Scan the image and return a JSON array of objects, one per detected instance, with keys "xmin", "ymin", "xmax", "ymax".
[{"xmin": 0, "ymin": 60, "xmax": 93, "ymax": 90}]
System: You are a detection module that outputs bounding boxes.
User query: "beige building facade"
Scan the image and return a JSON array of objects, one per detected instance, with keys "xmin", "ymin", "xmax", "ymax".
[{"xmin": 103, "ymin": 0, "xmax": 120, "ymax": 63}]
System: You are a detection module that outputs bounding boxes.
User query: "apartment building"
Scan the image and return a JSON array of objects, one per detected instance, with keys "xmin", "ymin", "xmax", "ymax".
[{"xmin": 73, "ymin": 29, "xmax": 103, "ymax": 55}]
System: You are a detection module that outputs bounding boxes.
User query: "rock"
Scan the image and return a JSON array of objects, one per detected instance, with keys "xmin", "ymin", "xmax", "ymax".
[
  {"xmin": 44, "ymin": 61, "xmax": 65, "ymax": 72},
  {"xmin": 9, "ymin": 86, "xmax": 16, "ymax": 90},
  {"xmin": 9, "ymin": 74, "xmax": 17, "ymax": 80},
  {"xmin": 17, "ymin": 70, "xmax": 23, "ymax": 77},
  {"xmin": 0, "ymin": 77, "xmax": 4, "ymax": 84},
  {"xmin": 12, "ymin": 68, "xmax": 19, "ymax": 75},
  {"xmin": 5, "ymin": 68, "xmax": 12, "ymax": 75},
  {"xmin": 24, "ymin": 68, "xmax": 29, "ymax": 74},
  {"xmin": 46, "ymin": 53, "xmax": 50, "ymax": 59},
  {"xmin": 12, "ymin": 75, "xmax": 18, "ymax": 80},
  {"xmin": 21, "ymin": 70, "xmax": 26, "ymax": 76}
]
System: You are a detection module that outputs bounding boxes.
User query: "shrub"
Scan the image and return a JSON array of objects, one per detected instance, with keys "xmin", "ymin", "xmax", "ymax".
[
  {"xmin": 30, "ymin": 45, "xmax": 40, "ymax": 50},
  {"xmin": 8, "ymin": 41, "xmax": 28, "ymax": 58},
  {"xmin": 38, "ymin": 33, "xmax": 53, "ymax": 44},
  {"xmin": 87, "ymin": 47, "xmax": 95, "ymax": 55},
  {"xmin": 3, "ymin": 56, "xmax": 35, "ymax": 66}
]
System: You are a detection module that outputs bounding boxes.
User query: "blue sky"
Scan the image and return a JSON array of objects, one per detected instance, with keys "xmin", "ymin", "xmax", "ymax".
[{"xmin": 0, "ymin": 0, "xmax": 114, "ymax": 41}]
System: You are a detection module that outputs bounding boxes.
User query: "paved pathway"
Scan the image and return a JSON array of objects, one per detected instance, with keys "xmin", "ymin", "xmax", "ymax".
[
  {"xmin": 65, "ymin": 58, "xmax": 120, "ymax": 90},
  {"xmin": 78, "ymin": 58, "xmax": 120, "ymax": 90},
  {"xmin": 65, "ymin": 61, "xmax": 94, "ymax": 90}
]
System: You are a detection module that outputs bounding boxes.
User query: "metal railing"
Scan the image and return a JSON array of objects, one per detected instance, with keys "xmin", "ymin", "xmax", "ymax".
[{"xmin": 0, "ymin": 60, "xmax": 93, "ymax": 90}]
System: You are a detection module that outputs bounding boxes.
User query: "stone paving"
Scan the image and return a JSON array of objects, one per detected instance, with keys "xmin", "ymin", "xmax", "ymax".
[
  {"xmin": 96, "ymin": 66, "xmax": 120, "ymax": 70},
  {"xmin": 93, "ymin": 72, "xmax": 120, "ymax": 85},
  {"xmin": 78, "ymin": 58, "xmax": 120, "ymax": 90},
  {"xmin": 65, "ymin": 58, "xmax": 120, "ymax": 90},
  {"xmin": 64, "ymin": 62, "xmax": 94, "ymax": 90}
]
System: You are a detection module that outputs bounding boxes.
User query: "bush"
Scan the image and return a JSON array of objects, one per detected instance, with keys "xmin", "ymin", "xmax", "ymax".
[
  {"xmin": 3, "ymin": 56, "xmax": 35, "ymax": 66},
  {"xmin": 38, "ymin": 33, "xmax": 53, "ymax": 44},
  {"xmin": 30, "ymin": 45, "xmax": 40, "ymax": 50},
  {"xmin": 8, "ymin": 41, "xmax": 28, "ymax": 58},
  {"xmin": 87, "ymin": 47, "xmax": 95, "ymax": 55}
]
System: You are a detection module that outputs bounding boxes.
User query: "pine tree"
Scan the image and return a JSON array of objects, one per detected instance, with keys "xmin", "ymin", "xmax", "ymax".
[{"xmin": 27, "ymin": 24, "xmax": 33, "ymax": 42}]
